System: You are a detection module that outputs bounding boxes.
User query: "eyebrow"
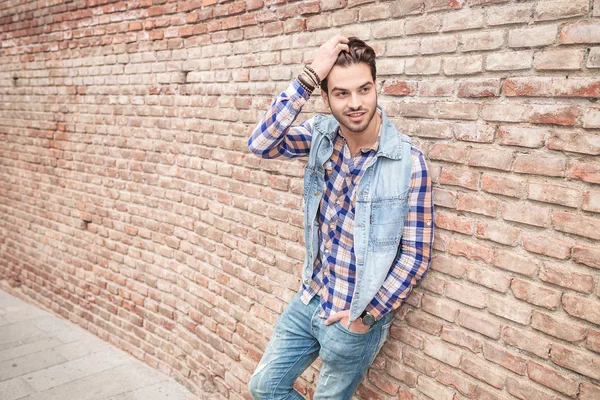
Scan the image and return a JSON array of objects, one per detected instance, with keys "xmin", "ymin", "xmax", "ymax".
[{"xmin": 331, "ymin": 81, "xmax": 373, "ymax": 93}]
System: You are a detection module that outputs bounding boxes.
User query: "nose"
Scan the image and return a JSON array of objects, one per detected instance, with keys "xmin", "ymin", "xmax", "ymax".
[{"xmin": 348, "ymin": 92, "xmax": 362, "ymax": 110}]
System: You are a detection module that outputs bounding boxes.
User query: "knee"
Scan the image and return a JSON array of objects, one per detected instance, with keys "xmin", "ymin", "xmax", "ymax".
[{"xmin": 248, "ymin": 369, "xmax": 268, "ymax": 399}]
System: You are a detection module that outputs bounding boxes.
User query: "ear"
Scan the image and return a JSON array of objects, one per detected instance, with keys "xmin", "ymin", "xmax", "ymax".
[{"xmin": 320, "ymin": 90, "xmax": 329, "ymax": 108}]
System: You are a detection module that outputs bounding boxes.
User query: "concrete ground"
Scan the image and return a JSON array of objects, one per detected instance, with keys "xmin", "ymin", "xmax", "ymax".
[{"xmin": 0, "ymin": 289, "xmax": 198, "ymax": 400}]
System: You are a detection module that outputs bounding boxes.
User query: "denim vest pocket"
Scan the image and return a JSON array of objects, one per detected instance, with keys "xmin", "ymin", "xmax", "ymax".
[{"xmin": 368, "ymin": 193, "xmax": 410, "ymax": 251}]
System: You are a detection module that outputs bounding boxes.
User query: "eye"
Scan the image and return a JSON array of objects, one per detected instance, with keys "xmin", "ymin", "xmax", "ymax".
[
  {"xmin": 336, "ymin": 91, "xmax": 347, "ymax": 97},
  {"xmin": 360, "ymin": 87, "xmax": 371, "ymax": 93}
]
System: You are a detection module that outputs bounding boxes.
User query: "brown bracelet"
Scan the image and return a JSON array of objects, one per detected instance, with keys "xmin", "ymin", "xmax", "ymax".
[
  {"xmin": 297, "ymin": 74, "xmax": 315, "ymax": 91},
  {"xmin": 296, "ymin": 75, "xmax": 314, "ymax": 94},
  {"xmin": 304, "ymin": 64, "xmax": 321, "ymax": 86}
]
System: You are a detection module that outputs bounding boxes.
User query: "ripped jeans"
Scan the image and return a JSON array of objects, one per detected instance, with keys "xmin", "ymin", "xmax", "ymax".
[{"xmin": 248, "ymin": 293, "xmax": 394, "ymax": 400}]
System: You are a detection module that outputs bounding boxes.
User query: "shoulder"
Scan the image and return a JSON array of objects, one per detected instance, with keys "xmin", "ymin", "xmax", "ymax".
[{"xmin": 409, "ymin": 145, "xmax": 431, "ymax": 175}]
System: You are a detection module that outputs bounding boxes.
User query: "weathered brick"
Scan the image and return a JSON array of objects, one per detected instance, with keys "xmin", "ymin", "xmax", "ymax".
[
  {"xmin": 442, "ymin": 9, "xmax": 484, "ymax": 32},
  {"xmin": 588, "ymin": 47, "xmax": 600, "ymax": 68},
  {"xmin": 424, "ymin": 338, "xmax": 463, "ymax": 367},
  {"xmin": 468, "ymin": 148, "xmax": 513, "ymax": 171},
  {"xmin": 454, "ymin": 123, "xmax": 496, "ymax": 143},
  {"xmin": 436, "ymin": 367, "xmax": 476, "ymax": 397},
  {"xmin": 443, "ymin": 55, "xmax": 483, "ymax": 75},
  {"xmin": 441, "ymin": 325, "xmax": 484, "ymax": 353},
  {"xmin": 532, "ymin": 311, "xmax": 587, "ymax": 342},
  {"xmin": 522, "ymin": 233, "xmax": 572, "ymax": 260},
  {"xmin": 428, "ymin": 143, "xmax": 469, "ymax": 164},
  {"xmin": 421, "ymin": 35, "xmax": 458, "ymax": 54},
  {"xmin": 572, "ymin": 244, "xmax": 600, "ymax": 269},
  {"xmin": 534, "ymin": 0, "xmax": 589, "ymax": 22},
  {"xmin": 501, "ymin": 201, "xmax": 550, "ymax": 228},
  {"xmin": 458, "ymin": 311, "xmax": 502, "ymax": 339},
  {"xmin": 506, "ymin": 376, "xmax": 565, "ymax": 400},
  {"xmin": 445, "ymin": 281, "xmax": 486, "ymax": 308},
  {"xmin": 457, "ymin": 192, "xmax": 499, "ymax": 217},
  {"xmin": 487, "ymin": 295, "xmax": 532, "ymax": 325},
  {"xmin": 492, "ymin": 249, "xmax": 539, "ymax": 277},
  {"xmin": 475, "ymin": 220, "xmax": 519, "ymax": 246},
  {"xmin": 405, "ymin": 14, "xmax": 442, "ymax": 35},
  {"xmin": 550, "ymin": 344, "xmax": 600, "ymax": 380},
  {"xmin": 483, "ymin": 342, "xmax": 527, "ymax": 375},
  {"xmin": 486, "ymin": 4, "xmax": 533, "ymax": 26},
  {"xmin": 568, "ymin": 161, "xmax": 600, "ymax": 184},
  {"xmin": 510, "ymin": 279, "xmax": 561, "ymax": 310},
  {"xmin": 450, "ymin": 240, "xmax": 492, "ymax": 263},
  {"xmin": 508, "ymin": 24, "xmax": 558, "ymax": 48},
  {"xmin": 560, "ymin": 21, "xmax": 600, "ymax": 44},
  {"xmin": 539, "ymin": 262, "xmax": 594, "ymax": 293},
  {"xmin": 528, "ymin": 182, "xmax": 582, "ymax": 208},
  {"xmin": 562, "ymin": 294, "xmax": 600, "ymax": 325},
  {"xmin": 482, "ymin": 173, "xmax": 527, "ymax": 198},
  {"xmin": 513, "ymin": 154, "xmax": 566, "ymax": 177},
  {"xmin": 440, "ymin": 167, "xmax": 480, "ymax": 190},
  {"xmin": 460, "ymin": 356, "xmax": 505, "ymax": 388},
  {"xmin": 503, "ymin": 326, "xmax": 551, "ymax": 358},
  {"xmin": 552, "ymin": 210, "xmax": 600, "ymax": 240},
  {"xmin": 533, "ymin": 48, "xmax": 584, "ymax": 70},
  {"xmin": 580, "ymin": 383, "xmax": 600, "ymax": 400},
  {"xmin": 458, "ymin": 79, "xmax": 501, "ymax": 97}
]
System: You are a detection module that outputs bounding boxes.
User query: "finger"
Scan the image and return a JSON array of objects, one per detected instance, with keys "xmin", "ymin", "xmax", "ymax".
[
  {"xmin": 325, "ymin": 313, "xmax": 343, "ymax": 325},
  {"xmin": 336, "ymin": 43, "xmax": 349, "ymax": 53}
]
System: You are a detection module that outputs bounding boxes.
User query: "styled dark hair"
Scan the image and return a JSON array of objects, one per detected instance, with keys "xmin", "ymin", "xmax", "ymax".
[{"xmin": 321, "ymin": 37, "xmax": 377, "ymax": 95}]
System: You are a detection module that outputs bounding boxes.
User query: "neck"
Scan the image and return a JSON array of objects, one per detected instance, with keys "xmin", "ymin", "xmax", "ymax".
[{"xmin": 340, "ymin": 111, "xmax": 381, "ymax": 156}]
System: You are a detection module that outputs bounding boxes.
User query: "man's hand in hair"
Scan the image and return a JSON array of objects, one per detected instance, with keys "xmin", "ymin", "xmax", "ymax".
[{"xmin": 309, "ymin": 35, "xmax": 350, "ymax": 82}]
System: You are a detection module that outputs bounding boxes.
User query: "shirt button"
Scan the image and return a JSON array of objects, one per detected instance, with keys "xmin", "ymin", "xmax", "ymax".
[
  {"xmin": 303, "ymin": 279, "xmax": 310, "ymax": 285},
  {"xmin": 314, "ymin": 191, "xmax": 319, "ymax": 196}
]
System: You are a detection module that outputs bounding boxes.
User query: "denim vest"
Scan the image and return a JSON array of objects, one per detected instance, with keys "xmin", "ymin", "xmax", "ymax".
[{"xmin": 302, "ymin": 107, "xmax": 414, "ymax": 323}]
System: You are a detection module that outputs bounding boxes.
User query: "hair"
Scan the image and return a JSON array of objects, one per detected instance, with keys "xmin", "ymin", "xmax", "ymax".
[{"xmin": 321, "ymin": 37, "xmax": 377, "ymax": 95}]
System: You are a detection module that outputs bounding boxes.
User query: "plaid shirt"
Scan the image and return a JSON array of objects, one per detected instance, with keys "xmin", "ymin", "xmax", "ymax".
[{"xmin": 249, "ymin": 79, "xmax": 434, "ymax": 321}]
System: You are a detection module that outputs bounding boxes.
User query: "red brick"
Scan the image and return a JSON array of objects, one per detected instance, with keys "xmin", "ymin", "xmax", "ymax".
[
  {"xmin": 492, "ymin": 249, "xmax": 540, "ymax": 277},
  {"xmin": 501, "ymin": 201, "xmax": 550, "ymax": 228},
  {"xmin": 488, "ymin": 295, "xmax": 532, "ymax": 325},
  {"xmin": 445, "ymin": 281, "xmax": 486, "ymax": 308},
  {"xmin": 423, "ymin": 338, "xmax": 463, "ymax": 367},
  {"xmin": 510, "ymin": 279, "xmax": 561, "ymax": 310},
  {"xmin": 458, "ymin": 78, "xmax": 501, "ymax": 97},
  {"xmin": 483, "ymin": 342, "xmax": 527, "ymax": 375},
  {"xmin": 580, "ymin": 383, "xmax": 600, "ymax": 400},
  {"xmin": 454, "ymin": 123, "xmax": 496, "ymax": 143},
  {"xmin": 560, "ymin": 20, "xmax": 600, "ymax": 44},
  {"xmin": 552, "ymin": 210, "xmax": 600, "ymax": 240},
  {"xmin": 533, "ymin": 48, "xmax": 584, "ymax": 70},
  {"xmin": 513, "ymin": 154, "xmax": 566, "ymax": 177},
  {"xmin": 572, "ymin": 244, "xmax": 600, "ymax": 269},
  {"xmin": 405, "ymin": 57, "xmax": 442, "ymax": 75},
  {"xmin": 539, "ymin": 262, "xmax": 594, "ymax": 293},
  {"xmin": 583, "ymin": 190, "xmax": 600, "ymax": 213},
  {"xmin": 522, "ymin": 232, "xmax": 572, "ymax": 259},
  {"xmin": 456, "ymin": 192, "xmax": 499, "ymax": 217},
  {"xmin": 428, "ymin": 143, "xmax": 468, "ymax": 164},
  {"xmin": 531, "ymin": 311, "xmax": 587, "ymax": 342},
  {"xmin": 458, "ymin": 311, "xmax": 502, "ymax": 339},
  {"xmin": 562, "ymin": 294, "xmax": 600, "ymax": 325},
  {"xmin": 449, "ymin": 239, "xmax": 492, "ymax": 263},
  {"xmin": 383, "ymin": 80, "xmax": 417, "ymax": 96},
  {"xmin": 367, "ymin": 369, "xmax": 398, "ymax": 395},
  {"xmin": 586, "ymin": 329, "xmax": 600, "ymax": 354},
  {"xmin": 441, "ymin": 325, "xmax": 483, "ymax": 353},
  {"xmin": 466, "ymin": 264, "xmax": 510, "ymax": 292},
  {"xmin": 391, "ymin": 326, "xmax": 424, "ymax": 349},
  {"xmin": 530, "ymin": 104, "xmax": 580, "ymax": 126},
  {"xmin": 496, "ymin": 126, "xmax": 546, "ymax": 148},
  {"xmin": 506, "ymin": 377, "xmax": 563, "ymax": 400},
  {"xmin": 405, "ymin": 310, "xmax": 443, "ymax": 335},
  {"xmin": 435, "ymin": 211, "xmax": 474, "ymax": 235},
  {"xmin": 460, "ymin": 356, "xmax": 505, "ymax": 389},
  {"xmin": 502, "ymin": 326, "xmax": 551, "ymax": 358},
  {"xmin": 550, "ymin": 344, "xmax": 600, "ymax": 380},
  {"xmin": 442, "ymin": 9, "xmax": 484, "ymax": 31},
  {"xmin": 568, "ymin": 161, "xmax": 600, "ymax": 184},
  {"xmin": 405, "ymin": 14, "xmax": 442, "ymax": 35},
  {"xmin": 433, "ymin": 188, "xmax": 457, "ymax": 209},
  {"xmin": 475, "ymin": 220, "xmax": 519, "ymax": 246},
  {"xmin": 468, "ymin": 148, "xmax": 513, "ymax": 171},
  {"xmin": 528, "ymin": 182, "xmax": 582, "ymax": 208},
  {"xmin": 403, "ymin": 347, "xmax": 440, "ymax": 377},
  {"xmin": 422, "ymin": 295, "xmax": 459, "ymax": 322},
  {"xmin": 417, "ymin": 375, "xmax": 454, "ymax": 400},
  {"xmin": 548, "ymin": 130, "xmax": 600, "ymax": 155},
  {"xmin": 482, "ymin": 173, "xmax": 526, "ymax": 198},
  {"xmin": 419, "ymin": 80, "xmax": 454, "ymax": 96},
  {"xmin": 440, "ymin": 167, "xmax": 480, "ymax": 190},
  {"xmin": 437, "ymin": 367, "xmax": 476, "ymax": 397}
]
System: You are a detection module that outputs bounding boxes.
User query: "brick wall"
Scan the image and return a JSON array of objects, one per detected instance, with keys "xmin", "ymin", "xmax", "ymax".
[{"xmin": 1, "ymin": 0, "xmax": 599, "ymax": 399}]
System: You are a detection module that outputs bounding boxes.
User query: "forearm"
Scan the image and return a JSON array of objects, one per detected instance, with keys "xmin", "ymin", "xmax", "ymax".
[{"xmin": 247, "ymin": 78, "xmax": 313, "ymax": 159}]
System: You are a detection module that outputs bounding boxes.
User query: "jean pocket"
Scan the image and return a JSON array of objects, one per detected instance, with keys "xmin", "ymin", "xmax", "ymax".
[{"xmin": 334, "ymin": 320, "xmax": 371, "ymax": 337}]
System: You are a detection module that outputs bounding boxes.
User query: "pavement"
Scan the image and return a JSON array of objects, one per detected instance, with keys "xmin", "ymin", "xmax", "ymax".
[{"xmin": 0, "ymin": 289, "xmax": 198, "ymax": 400}]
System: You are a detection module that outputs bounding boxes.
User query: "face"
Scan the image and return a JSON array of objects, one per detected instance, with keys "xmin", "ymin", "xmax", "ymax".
[{"xmin": 321, "ymin": 62, "xmax": 377, "ymax": 136}]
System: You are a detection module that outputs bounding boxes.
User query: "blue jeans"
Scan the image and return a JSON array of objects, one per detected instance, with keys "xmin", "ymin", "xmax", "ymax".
[{"xmin": 248, "ymin": 293, "xmax": 394, "ymax": 400}]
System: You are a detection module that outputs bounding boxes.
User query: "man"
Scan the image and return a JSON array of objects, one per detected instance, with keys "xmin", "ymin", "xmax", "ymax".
[{"xmin": 247, "ymin": 35, "xmax": 434, "ymax": 400}]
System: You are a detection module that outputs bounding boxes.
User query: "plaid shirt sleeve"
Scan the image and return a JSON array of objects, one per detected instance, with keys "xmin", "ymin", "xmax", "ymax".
[
  {"xmin": 365, "ymin": 148, "xmax": 435, "ymax": 321},
  {"xmin": 247, "ymin": 78, "xmax": 314, "ymax": 159}
]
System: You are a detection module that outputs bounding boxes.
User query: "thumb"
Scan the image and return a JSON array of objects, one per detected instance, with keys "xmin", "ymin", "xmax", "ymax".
[{"xmin": 325, "ymin": 311, "xmax": 348, "ymax": 325}]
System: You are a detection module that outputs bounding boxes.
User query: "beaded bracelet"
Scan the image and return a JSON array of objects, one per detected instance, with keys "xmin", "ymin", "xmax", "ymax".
[
  {"xmin": 303, "ymin": 65, "xmax": 321, "ymax": 86},
  {"xmin": 297, "ymin": 74, "xmax": 315, "ymax": 91},
  {"xmin": 297, "ymin": 75, "xmax": 314, "ymax": 94}
]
